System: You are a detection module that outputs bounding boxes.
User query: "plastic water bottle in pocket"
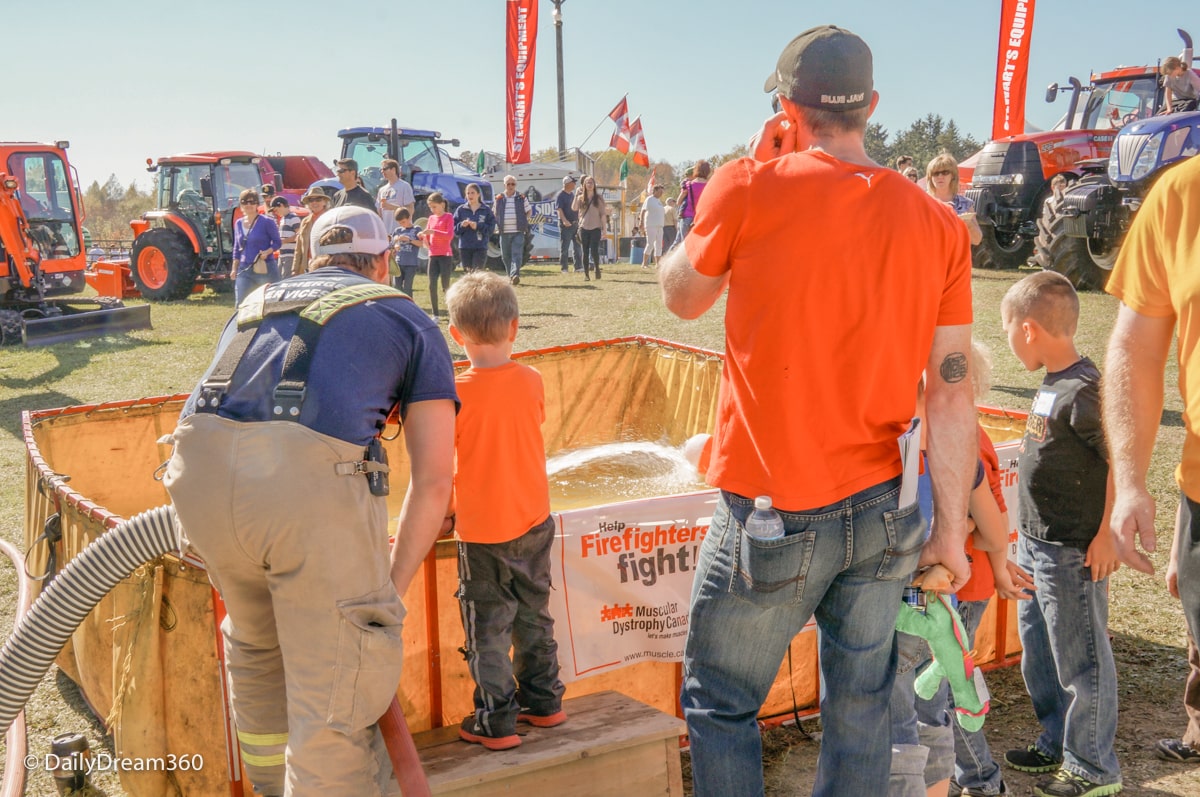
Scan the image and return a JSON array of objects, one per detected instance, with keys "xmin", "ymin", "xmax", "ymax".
[{"xmin": 745, "ymin": 496, "xmax": 785, "ymax": 540}]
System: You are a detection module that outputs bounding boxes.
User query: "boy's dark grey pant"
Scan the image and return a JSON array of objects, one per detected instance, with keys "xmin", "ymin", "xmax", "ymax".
[{"xmin": 456, "ymin": 515, "xmax": 564, "ymax": 737}]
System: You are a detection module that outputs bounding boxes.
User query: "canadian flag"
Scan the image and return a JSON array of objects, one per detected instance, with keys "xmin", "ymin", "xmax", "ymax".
[
  {"xmin": 608, "ymin": 96, "xmax": 631, "ymax": 153},
  {"xmin": 646, "ymin": 167, "xmax": 656, "ymax": 196},
  {"xmin": 629, "ymin": 117, "xmax": 650, "ymax": 167}
]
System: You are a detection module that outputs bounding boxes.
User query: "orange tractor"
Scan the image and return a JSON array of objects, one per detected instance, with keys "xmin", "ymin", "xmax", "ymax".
[
  {"xmin": 0, "ymin": 141, "xmax": 150, "ymax": 345},
  {"xmin": 126, "ymin": 152, "xmax": 331, "ymax": 300}
]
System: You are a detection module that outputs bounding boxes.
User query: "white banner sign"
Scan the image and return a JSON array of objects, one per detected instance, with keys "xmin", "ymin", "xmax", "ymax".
[
  {"xmin": 995, "ymin": 438, "xmax": 1022, "ymax": 558},
  {"xmin": 549, "ymin": 490, "xmax": 719, "ymax": 682},
  {"xmin": 548, "ymin": 440, "xmax": 1023, "ymax": 683}
]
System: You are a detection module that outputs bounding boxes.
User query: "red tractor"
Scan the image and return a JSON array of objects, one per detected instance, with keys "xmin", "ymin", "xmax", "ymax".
[
  {"xmin": 0, "ymin": 141, "xmax": 150, "ymax": 345},
  {"xmin": 127, "ymin": 152, "xmax": 332, "ymax": 300},
  {"xmin": 966, "ymin": 60, "xmax": 1168, "ymax": 270}
]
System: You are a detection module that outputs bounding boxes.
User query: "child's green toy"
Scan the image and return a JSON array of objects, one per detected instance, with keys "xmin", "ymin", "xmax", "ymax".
[{"xmin": 895, "ymin": 590, "xmax": 990, "ymax": 732}]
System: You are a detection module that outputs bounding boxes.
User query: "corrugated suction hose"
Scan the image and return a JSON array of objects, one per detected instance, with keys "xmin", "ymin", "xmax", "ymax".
[{"xmin": 0, "ymin": 505, "xmax": 178, "ymax": 734}]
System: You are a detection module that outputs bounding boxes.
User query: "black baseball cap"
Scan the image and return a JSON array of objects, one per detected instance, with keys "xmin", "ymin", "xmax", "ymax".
[{"xmin": 763, "ymin": 25, "xmax": 873, "ymax": 111}]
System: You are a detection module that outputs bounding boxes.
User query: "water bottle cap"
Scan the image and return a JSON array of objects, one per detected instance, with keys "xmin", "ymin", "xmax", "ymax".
[{"xmin": 754, "ymin": 496, "xmax": 772, "ymax": 511}]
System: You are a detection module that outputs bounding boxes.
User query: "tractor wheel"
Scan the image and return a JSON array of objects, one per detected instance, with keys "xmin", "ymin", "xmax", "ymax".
[
  {"xmin": 129, "ymin": 228, "xmax": 199, "ymax": 301},
  {"xmin": 0, "ymin": 309, "xmax": 23, "ymax": 345},
  {"xmin": 971, "ymin": 222, "xmax": 1032, "ymax": 270},
  {"xmin": 1043, "ymin": 212, "xmax": 1113, "ymax": 291},
  {"xmin": 1032, "ymin": 192, "xmax": 1066, "ymax": 271}
]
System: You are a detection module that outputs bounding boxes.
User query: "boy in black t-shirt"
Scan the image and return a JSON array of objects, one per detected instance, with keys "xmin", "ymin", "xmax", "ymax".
[{"xmin": 999, "ymin": 271, "xmax": 1123, "ymax": 797}]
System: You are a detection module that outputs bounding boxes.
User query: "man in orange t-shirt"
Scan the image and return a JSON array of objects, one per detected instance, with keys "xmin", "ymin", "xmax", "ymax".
[
  {"xmin": 658, "ymin": 25, "xmax": 977, "ymax": 797},
  {"xmin": 444, "ymin": 271, "xmax": 564, "ymax": 752}
]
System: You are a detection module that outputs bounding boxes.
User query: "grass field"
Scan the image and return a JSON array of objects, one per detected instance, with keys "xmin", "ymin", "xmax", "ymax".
[{"xmin": 1, "ymin": 261, "xmax": 1196, "ymax": 795}]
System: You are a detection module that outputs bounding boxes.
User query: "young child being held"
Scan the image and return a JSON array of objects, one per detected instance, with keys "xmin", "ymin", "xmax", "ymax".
[
  {"xmin": 390, "ymin": 207, "xmax": 421, "ymax": 297},
  {"xmin": 1000, "ymin": 271, "xmax": 1122, "ymax": 797},
  {"xmin": 445, "ymin": 271, "xmax": 565, "ymax": 751}
]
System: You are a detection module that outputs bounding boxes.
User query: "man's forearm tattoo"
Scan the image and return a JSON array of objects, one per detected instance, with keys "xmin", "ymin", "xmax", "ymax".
[{"xmin": 939, "ymin": 352, "xmax": 968, "ymax": 383}]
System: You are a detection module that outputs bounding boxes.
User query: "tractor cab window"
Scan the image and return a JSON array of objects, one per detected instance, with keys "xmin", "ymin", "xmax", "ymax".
[
  {"xmin": 1081, "ymin": 77, "xmax": 1160, "ymax": 129},
  {"xmin": 217, "ymin": 162, "xmax": 263, "ymax": 208},
  {"xmin": 343, "ymin": 134, "xmax": 443, "ymax": 195},
  {"xmin": 7, "ymin": 151, "xmax": 80, "ymax": 256},
  {"xmin": 164, "ymin": 165, "xmax": 212, "ymax": 214},
  {"xmin": 343, "ymin": 136, "xmax": 389, "ymax": 194},
  {"xmin": 397, "ymin": 137, "xmax": 440, "ymax": 177}
]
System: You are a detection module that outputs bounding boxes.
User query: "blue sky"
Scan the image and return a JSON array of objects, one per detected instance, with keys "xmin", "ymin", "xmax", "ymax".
[{"xmin": 8, "ymin": 1, "xmax": 1192, "ymax": 190}]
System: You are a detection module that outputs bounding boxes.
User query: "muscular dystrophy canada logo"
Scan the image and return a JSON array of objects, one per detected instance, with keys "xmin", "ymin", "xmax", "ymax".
[
  {"xmin": 579, "ymin": 520, "xmax": 709, "ymax": 587},
  {"xmin": 601, "ymin": 600, "xmax": 687, "ymax": 637}
]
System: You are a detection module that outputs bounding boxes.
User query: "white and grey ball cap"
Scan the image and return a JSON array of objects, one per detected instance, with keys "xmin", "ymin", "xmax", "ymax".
[{"xmin": 311, "ymin": 206, "xmax": 390, "ymax": 256}]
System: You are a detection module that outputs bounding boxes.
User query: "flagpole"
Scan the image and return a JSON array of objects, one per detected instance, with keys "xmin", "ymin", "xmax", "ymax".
[{"xmin": 577, "ymin": 94, "xmax": 628, "ymax": 150}]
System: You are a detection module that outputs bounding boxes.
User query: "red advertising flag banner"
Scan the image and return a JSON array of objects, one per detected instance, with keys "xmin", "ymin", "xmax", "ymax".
[
  {"xmin": 992, "ymin": 0, "xmax": 1036, "ymax": 140},
  {"xmin": 506, "ymin": 0, "xmax": 538, "ymax": 164}
]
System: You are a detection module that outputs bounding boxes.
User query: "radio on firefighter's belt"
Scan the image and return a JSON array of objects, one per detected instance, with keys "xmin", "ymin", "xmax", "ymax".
[{"xmin": 366, "ymin": 437, "xmax": 389, "ymax": 496}]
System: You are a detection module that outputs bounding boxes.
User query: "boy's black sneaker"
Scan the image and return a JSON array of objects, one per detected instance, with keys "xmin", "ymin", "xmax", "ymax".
[
  {"xmin": 459, "ymin": 715, "xmax": 521, "ymax": 751},
  {"xmin": 1004, "ymin": 744, "xmax": 1061, "ymax": 773},
  {"xmin": 1033, "ymin": 769, "xmax": 1121, "ymax": 797}
]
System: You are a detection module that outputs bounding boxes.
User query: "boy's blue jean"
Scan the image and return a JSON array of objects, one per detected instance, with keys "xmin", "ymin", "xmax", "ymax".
[
  {"xmin": 890, "ymin": 629, "xmax": 954, "ymax": 796},
  {"xmin": 681, "ymin": 478, "xmax": 925, "ymax": 797},
  {"xmin": 951, "ymin": 599, "xmax": 1005, "ymax": 793},
  {"xmin": 1016, "ymin": 534, "xmax": 1121, "ymax": 785},
  {"xmin": 455, "ymin": 516, "xmax": 564, "ymax": 737}
]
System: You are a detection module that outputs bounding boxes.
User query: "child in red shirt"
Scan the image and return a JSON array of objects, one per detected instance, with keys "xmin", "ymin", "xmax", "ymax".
[
  {"xmin": 445, "ymin": 271, "xmax": 564, "ymax": 751},
  {"xmin": 420, "ymin": 191, "xmax": 456, "ymax": 321}
]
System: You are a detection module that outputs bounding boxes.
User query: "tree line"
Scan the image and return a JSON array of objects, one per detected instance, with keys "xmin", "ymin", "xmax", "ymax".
[{"xmin": 79, "ymin": 175, "xmax": 155, "ymax": 243}]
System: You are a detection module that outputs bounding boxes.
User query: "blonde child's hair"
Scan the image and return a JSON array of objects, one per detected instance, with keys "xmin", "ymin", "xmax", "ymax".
[
  {"xmin": 1162, "ymin": 56, "xmax": 1183, "ymax": 74},
  {"xmin": 446, "ymin": 271, "xmax": 519, "ymax": 345},
  {"xmin": 1001, "ymin": 271, "xmax": 1079, "ymax": 337},
  {"xmin": 970, "ymin": 340, "xmax": 993, "ymax": 402}
]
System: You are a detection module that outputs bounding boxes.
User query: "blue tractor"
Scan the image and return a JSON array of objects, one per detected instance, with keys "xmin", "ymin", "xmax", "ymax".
[
  {"xmin": 332, "ymin": 119, "xmax": 492, "ymax": 220},
  {"xmin": 1040, "ymin": 110, "xmax": 1200, "ymax": 289}
]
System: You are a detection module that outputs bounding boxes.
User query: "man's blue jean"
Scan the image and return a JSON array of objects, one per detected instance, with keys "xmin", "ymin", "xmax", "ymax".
[
  {"xmin": 500, "ymin": 232, "xmax": 525, "ymax": 279},
  {"xmin": 681, "ymin": 478, "xmax": 925, "ymax": 797},
  {"xmin": 1178, "ymin": 493, "xmax": 1200, "ymax": 745},
  {"xmin": 1016, "ymin": 534, "xmax": 1121, "ymax": 786},
  {"xmin": 559, "ymin": 226, "xmax": 582, "ymax": 271}
]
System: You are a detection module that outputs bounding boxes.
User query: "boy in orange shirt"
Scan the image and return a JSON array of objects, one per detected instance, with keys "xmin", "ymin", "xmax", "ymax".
[{"xmin": 445, "ymin": 271, "xmax": 565, "ymax": 751}]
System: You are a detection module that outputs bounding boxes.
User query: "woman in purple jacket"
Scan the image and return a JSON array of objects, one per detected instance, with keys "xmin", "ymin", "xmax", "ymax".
[{"xmin": 232, "ymin": 188, "xmax": 282, "ymax": 303}]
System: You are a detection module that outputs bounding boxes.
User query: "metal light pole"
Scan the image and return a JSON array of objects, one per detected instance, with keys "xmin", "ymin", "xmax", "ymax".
[{"xmin": 552, "ymin": 0, "xmax": 566, "ymax": 159}]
